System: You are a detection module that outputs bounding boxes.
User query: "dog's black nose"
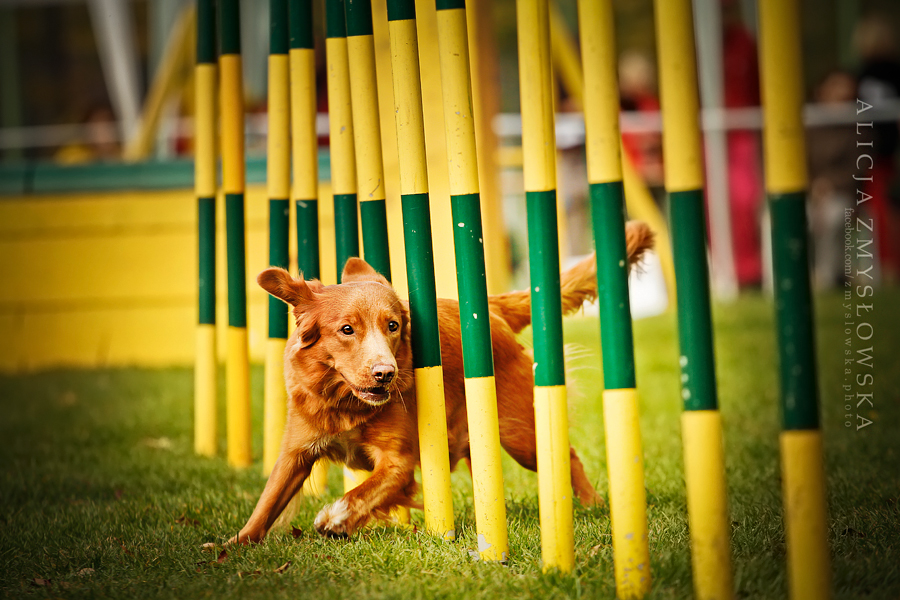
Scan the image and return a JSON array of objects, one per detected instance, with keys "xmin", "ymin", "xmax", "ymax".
[{"xmin": 372, "ymin": 364, "xmax": 395, "ymax": 384}]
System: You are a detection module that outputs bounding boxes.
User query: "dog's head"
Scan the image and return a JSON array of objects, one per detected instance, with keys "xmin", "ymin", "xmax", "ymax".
[{"xmin": 258, "ymin": 258, "xmax": 413, "ymax": 407}]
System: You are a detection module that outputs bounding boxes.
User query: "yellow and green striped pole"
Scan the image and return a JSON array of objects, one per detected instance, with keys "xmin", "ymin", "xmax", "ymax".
[
  {"xmin": 194, "ymin": 0, "xmax": 217, "ymax": 458},
  {"xmin": 325, "ymin": 0, "xmax": 360, "ymax": 275},
  {"xmin": 435, "ymin": 0, "xmax": 509, "ymax": 563},
  {"xmin": 386, "ymin": 0, "xmax": 455, "ymax": 540},
  {"xmin": 515, "ymin": 0, "xmax": 574, "ymax": 572},
  {"xmin": 758, "ymin": 2, "xmax": 831, "ymax": 597},
  {"xmin": 653, "ymin": 0, "xmax": 734, "ymax": 597},
  {"xmin": 290, "ymin": 0, "xmax": 330, "ymax": 497},
  {"xmin": 290, "ymin": 0, "xmax": 320, "ymax": 281},
  {"xmin": 263, "ymin": 0, "xmax": 291, "ymax": 476},
  {"xmin": 220, "ymin": 0, "xmax": 252, "ymax": 468},
  {"xmin": 577, "ymin": 0, "xmax": 650, "ymax": 595},
  {"xmin": 344, "ymin": 0, "xmax": 391, "ymax": 280}
]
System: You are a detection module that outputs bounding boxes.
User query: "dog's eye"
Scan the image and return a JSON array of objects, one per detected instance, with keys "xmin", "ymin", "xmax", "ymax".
[
  {"xmin": 341, "ymin": 325, "xmax": 354, "ymax": 335},
  {"xmin": 388, "ymin": 320, "xmax": 399, "ymax": 332}
]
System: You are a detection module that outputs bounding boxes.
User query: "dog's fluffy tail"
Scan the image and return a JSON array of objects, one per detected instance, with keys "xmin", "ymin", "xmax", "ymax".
[{"xmin": 489, "ymin": 220, "xmax": 654, "ymax": 334}]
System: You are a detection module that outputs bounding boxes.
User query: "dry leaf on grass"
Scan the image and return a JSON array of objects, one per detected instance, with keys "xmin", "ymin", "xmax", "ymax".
[
  {"xmin": 274, "ymin": 561, "xmax": 292, "ymax": 574},
  {"xmin": 31, "ymin": 578, "xmax": 51, "ymax": 587},
  {"xmin": 176, "ymin": 515, "xmax": 199, "ymax": 527},
  {"xmin": 217, "ymin": 549, "xmax": 228, "ymax": 564},
  {"xmin": 238, "ymin": 570, "xmax": 262, "ymax": 578},
  {"xmin": 78, "ymin": 568, "xmax": 95, "ymax": 577},
  {"xmin": 291, "ymin": 526, "xmax": 302, "ymax": 539}
]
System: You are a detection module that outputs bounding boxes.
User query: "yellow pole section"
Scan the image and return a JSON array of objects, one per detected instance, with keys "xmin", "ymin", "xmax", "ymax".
[
  {"xmin": 269, "ymin": 54, "xmax": 292, "ymax": 201},
  {"xmin": 220, "ymin": 55, "xmax": 246, "ymax": 195},
  {"xmin": 534, "ymin": 385, "xmax": 575, "ymax": 572},
  {"xmin": 436, "ymin": 8, "xmax": 480, "ymax": 197},
  {"xmin": 194, "ymin": 60, "xmax": 218, "ymax": 458},
  {"xmin": 302, "ymin": 459, "xmax": 329, "ymax": 497},
  {"xmin": 386, "ymin": 14, "xmax": 455, "ymax": 540},
  {"xmin": 516, "ymin": 0, "xmax": 556, "ymax": 194},
  {"xmin": 653, "ymin": 0, "xmax": 704, "ymax": 193},
  {"xmin": 780, "ymin": 431, "xmax": 830, "ymax": 600},
  {"xmin": 682, "ymin": 411, "xmax": 733, "ymax": 600},
  {"xmin": 435, "ymin": 5, "xmax": 509, "ymax": 563},
  {"xmin": 326, "ymin": 36, "xmax": 358, "ymax": 197},
  {"xmin": 290, "ymin": 47, "xmax": 319, "ymax": 201},
  {"xmin": 263, "ymin": 338, "xmax": 288, "ymax": 474},
  {"xmin": 263, "ymin": 51, "xmax": 291, "ymax": 476},
  {"xmin": 516, "ymin": 0, "xmax": 574, "ymax": 572},
  {"xmin": 388, "ymin": 19, "xmax": 427, "ymax": 195},
  {"xmin": 220, "ymin": 51, "xmax": 252, "ymax": 468},
  {"xmin": 576, "ymin": 0, "xmax": 620, "ymax": 184},
  {"xmin": 346, "ymin": 36, "xmax": 386, "ymax": 204},
  {"xmin": 463, "ymin": 377, "xmax": 510, "ymax": 562},
  {"xmin": 603, "ymin": 389, "xmax": 651, "ymax": 595},
  {"xmin": 758, "ymin": 0, "xmax": 808, "ymax": 194}
]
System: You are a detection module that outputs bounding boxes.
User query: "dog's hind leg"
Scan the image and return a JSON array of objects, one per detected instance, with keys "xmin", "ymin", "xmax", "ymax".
[{"xmin": 232, "ymin": 450, "xmax": 314, "ymax": 545}]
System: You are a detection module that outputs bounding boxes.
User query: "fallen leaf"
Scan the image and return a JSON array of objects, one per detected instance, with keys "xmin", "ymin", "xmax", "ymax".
[
  {"xmin": 120, "ymin": 543, "xmax": 134, "ymax": 557},
  {"xmin": 217, "ymin": 549, "xmax": 228, "ymax": 564},
  {"xmin": 78, "ymin": 568, "xmax": 95, "ymax": 577},
  {"xmin": 274, "ymin": 561, "xmax": 292, "ymax": 574},
  {"xmin": 176, "ymin": 515, "xmax": 199, "ymax": 527},
  {"xmin": 588, "ymin": 543, "xmax": 606, "ymax": 557},
  {"xmin": 31, "ymin": 578, "xmax": 51, "ymax": 587},
  {"xmin": 238, "ymin": 570, "xmax": 262, "ymax": 578},
  {"xmin": 114, "ymin": 489, "xmax": 124, "ymax": 500},
  {"xmin": 291, "ymin": 526, "xmax": 302, "ymax": 539}
]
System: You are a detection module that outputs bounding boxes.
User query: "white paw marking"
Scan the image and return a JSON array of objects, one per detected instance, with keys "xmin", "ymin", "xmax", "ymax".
[{"xmin": 314, "ymin": 498, "xmax": 351, "ymax": 536}]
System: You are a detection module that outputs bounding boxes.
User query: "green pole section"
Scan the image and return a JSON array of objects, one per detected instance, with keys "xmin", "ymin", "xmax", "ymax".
[
  {"xmin": 225, "ymin": 195, "xmax": 248, "ymax": 328},
  {"xmin": 670, "ymin": 190, "xmax": 718, "ymax": 411},
  {"xmin": 290, "ymin": 0, "xmax": 320, "ymax": 281},
  {"xmin": 360, "ymin": 200, "xmax": 391, "ymax": 281},
  {"xmin": 527, "ymin": 190, "xmax": 565, "ymax": 387},
  {"xmin": 334, "ymin": 194, "xmax": 360, "ymax": 274},
  {"xmin": 451, "ymin": 194, "xmax": 494, "ymax": 378},
  {"xmin": 344, "ymin": 0, "xmax": 391, "ymax": 282},
  {"xmin": 269, "ymin": 0, "xmax": 289, "ymax": 338},
  {"xmin": 199, "ymin": 198, "xmax": 216, "ymax": 325},
  {"xmin": 771, "ymin": 193, "xmax": 819, "ymax": 430},
  {"xmin": 326, "ymin": 0, "xmax": 360, "ymax": 277},
  {"xmin": 590, "ymin": 181, "xmax": 636, "ymax": 389}
]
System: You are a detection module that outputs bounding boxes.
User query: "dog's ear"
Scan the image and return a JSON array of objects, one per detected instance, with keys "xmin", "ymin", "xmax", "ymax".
[
  {"xmin": 258, "ymin": 267, "xmax": 317, "ymax": 306},
  {"xmin": 341, "ymin": 257, "xmax": 390, "ymax": 285}
]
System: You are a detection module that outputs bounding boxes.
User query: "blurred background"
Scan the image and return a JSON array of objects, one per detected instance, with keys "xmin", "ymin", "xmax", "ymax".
[{"xmin": 0, "ymin": 0, "xmax": 898, "ymax": 371}]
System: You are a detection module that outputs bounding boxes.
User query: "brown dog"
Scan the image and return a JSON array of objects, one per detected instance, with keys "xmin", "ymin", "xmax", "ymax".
[{"xmin": 228, "ymin": 221, "xmax": 653, "ymax": 543}]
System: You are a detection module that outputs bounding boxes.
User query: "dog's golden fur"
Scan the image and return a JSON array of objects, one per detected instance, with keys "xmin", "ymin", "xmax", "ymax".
[{"xmin": 227, "ymin": 221, "xmax": 653, "ymax": 543}]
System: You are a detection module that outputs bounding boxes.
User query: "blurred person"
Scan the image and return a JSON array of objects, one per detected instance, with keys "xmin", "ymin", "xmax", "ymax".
[
  {"xmin": 855, "ymin": 14, "xmax": 900, "ymax": 282},
  {"xmin": 807, "ymin": 70, "xmax": 858, "ymax": 289},
  {"xmin": 54, "ymin": 104, "xmax": 120, "ymax": 164},
  {"xmin": 619, "ymin": 50, "xmax": 664, "ymax": 195},
  {"xmin": 722, "ymin": 0, "xmax": 764, "ymax": 287}
]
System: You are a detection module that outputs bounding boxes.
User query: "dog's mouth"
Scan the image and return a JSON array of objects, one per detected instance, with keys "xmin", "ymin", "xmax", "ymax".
[{"xmin": 349, "ymin": 384, "xmax": 391, "ymax": 406}]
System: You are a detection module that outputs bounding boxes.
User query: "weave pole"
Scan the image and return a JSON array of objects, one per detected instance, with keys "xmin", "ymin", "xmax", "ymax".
[
  {"xmin": 289, "ymin": 0, "xmax": 330, "ymax": 496},
  {"xmin": 577, "ymin": 0, "xmax": 651, "ymax": 595},
  {"xmin": 325, "ymin": 0, "xmax": 360, "ymax": 275},
  {"xmin": 653, "ymin": 0, "xmax": 734, "ymax": 597},
  {"xmin": 344, "ymin": 0, "xmax": 391, "ymax": 280},
  {"xmin": 434, "ymin": 0, "xmax": 509, "ymax": 563},
  {"xmin": 385, "ymin": 0, "xmax": 455, "ymax": 540},
  {"xmin": 219, "ymin": 0, "xmax": 252, "ymax": 468},
  {"xmin": 758, "ymin": 1, "xmax": 831, "ymax": 597},
  {"xmin": 516, "ymin": 0, "xmax": 574, "ymax": 572},
  {"xmin": 290, "ymin": 0, "xmax": 320, "ymax": 282},
  {"xmin": 194, "ymin": 0, "xmax": 217, "ymax": 458},
  {"xmin": 263, "ymin": 0, "xmax": 292, "ymax": 476}
]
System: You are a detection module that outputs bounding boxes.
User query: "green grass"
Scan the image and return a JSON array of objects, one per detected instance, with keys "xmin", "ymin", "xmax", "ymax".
[{"xmin": 1, "ymin": 291, "xmax": 897, "ymax": 599}]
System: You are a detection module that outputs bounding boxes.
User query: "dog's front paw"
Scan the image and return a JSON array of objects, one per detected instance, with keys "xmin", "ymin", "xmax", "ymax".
[{"xmin": 314, "ymin": 498, "xmax": 354, "ymax": 538}]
